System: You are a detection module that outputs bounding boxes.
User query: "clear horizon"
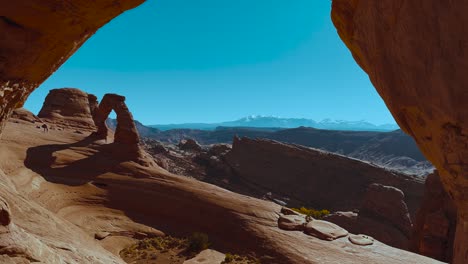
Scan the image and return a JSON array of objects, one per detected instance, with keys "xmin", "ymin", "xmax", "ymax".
[{"xmin": 24, "ymin": 0, "xmax": 397, "ymax": 126}]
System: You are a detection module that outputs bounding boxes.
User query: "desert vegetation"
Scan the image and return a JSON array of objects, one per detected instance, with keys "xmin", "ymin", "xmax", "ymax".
[
  {"xmin": 291, "ymin": 207, "xmax": 330, "ymax": 219},
  {"xmin": 120, "ymin": 233, "xmax": 211, "ymax": 263}
]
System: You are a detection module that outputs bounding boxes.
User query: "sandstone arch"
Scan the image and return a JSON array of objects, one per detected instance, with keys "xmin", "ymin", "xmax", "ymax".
[
  {"xmin": 0, "ymin": 1, "xmax": 467, "ymax": 263},
  {"xmin": 92, "ymin": 93, "xmax": 140, "ymax": 144}
]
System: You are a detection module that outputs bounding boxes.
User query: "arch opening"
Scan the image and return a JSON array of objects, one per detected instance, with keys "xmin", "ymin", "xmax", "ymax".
[{"xmin": 92, "ymin": 93, "xmax": 140, "ymax": 145}]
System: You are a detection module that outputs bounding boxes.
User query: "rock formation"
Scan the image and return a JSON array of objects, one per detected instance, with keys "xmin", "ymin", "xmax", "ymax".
[
  {"xmin": 38, "ymin": 88, "xmax": 97, "ymax": 129},
  {"xmin": 0, "ymin": 0, "xmax": 466, "ymax": 262},
  {"xmin": 178, "ymin": 138, "xmax": 203, "ymax": 152},
  {"xmin": 92, "ymin": 93, "xmax": 140, "ymax": 145},
  {"xmin": 323, "ymin": 184, "xmax": 413, "ymax": 249},
  {"xmin": 0, "ymin": 0, "xmax": 144, "ymax": 132},
  {"xmin": 10, "ymin": 108, "xmax": 41, "ymax": 123},
  {"xmin": 225, "ymin": 137, "xmax": 424, "ymax": 216},
  {"xmin": 361, "ymin": 184, "xmax": 413, "ymax": 237},
  {"xmin": 411, "ymin": 171, "xmax": 457, "ymax": 262},
  {"xmin": 331, "ymin": 2, "xmax": 468, "ymax": 262}
]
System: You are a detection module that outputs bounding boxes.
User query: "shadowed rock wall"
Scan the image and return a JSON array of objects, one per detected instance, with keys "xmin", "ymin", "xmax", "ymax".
[{"xmin": 331, "ymin": 1, "xmax": 468, "ymax": 263}]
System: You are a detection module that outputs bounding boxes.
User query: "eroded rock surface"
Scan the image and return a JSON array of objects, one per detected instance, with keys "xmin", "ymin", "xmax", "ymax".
[
  {"xmin": 304, "ymin": 220, "xmax": 349, "ymax": 241},
  {"xmin": 93, "ymin": 93, "xmax": 140, "ymax": 145},
  {"xmin": 225, "ymin": 137, "xmax": 424, "ymax": 215},
  {"xmin": 278, "ymin": 214, "xmax": 307, "ymax": 231},
  {"xmin": 411, "ymin": 171, "xmax": 457, "ymax": 262},
  {"xmin": 38, "ymin": 88, "xmax": 97, "ymax": 129},
  {"xmin": 331, "ymin": 2, "xmax": 468, "ymax": 262},
  {"xmin": 10, "ymin": 108, "xmax": 41, "ymax": 124},
  {"xmin": 0, "ymin": 0, "xmax": 145, "ymax": 132},
  {"xmin": 323, "ymin": 183, "xmax": 413, "ymax": 250},
  {"xmin": 361, "ymin": 184, "xmax": 412, "ymax": 237}
]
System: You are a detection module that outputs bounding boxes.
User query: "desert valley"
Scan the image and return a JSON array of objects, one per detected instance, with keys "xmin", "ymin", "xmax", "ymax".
[{"xmin": 0, "ymin": 1, "xmax": 467, "ymax": 264}]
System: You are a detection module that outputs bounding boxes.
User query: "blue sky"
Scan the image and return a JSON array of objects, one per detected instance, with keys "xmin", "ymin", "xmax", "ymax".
[{"xmin": 25, "ymin": 0, "xmax": 396, "ymax": 125}]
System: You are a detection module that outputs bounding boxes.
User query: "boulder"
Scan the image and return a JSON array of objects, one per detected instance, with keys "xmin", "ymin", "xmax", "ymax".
[
  {"xmin": 349, "ymin": 234, "xmax": 374, "ymax": 246},
  {"xmin": 183, "ymin": 249, "xmax": 225, "ymax": 264},
  {"xmin": 304, "ymin": 220, "xmax": 348, "ymax": 241},
  {"xmin": 37, "ymin": 88, "xmax": 97, "ymax": 129},
  {"xmin": 280, "ymin": 207, "xmax": 302, "ymax": 216},
  {"xmin": 361, "ymin": 184, "xmax": 412, "ymax": 237},
  {"xmin": 323, "ymin": 211, "xmax": 408, "ymax": 249},
  {"xmin": 411, "ymin": 171, "xmax": 457, "ymax": 262},
  {"xmin": 278, "ymin": 214, "xmax": 306, "ymax": 231}
]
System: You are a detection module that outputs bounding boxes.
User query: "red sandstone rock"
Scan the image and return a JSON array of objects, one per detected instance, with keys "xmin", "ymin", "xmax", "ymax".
[
  {"xmin": 225, "ymin": 137, "xmax": 424, "ymax": 215},
  {"xmin": 331, "ymin": 2, "xmax": 468, "ymax": 262},
  {"xmin": 10, "ymin": 108, "xmax": 41, "ymax": 124},
  {"xmin": 361, "ymin": 183, "xmax": 413, "ymax": 237},
  {"xmin": 0, "ymin": 0, "xmax": 144, "ymax": 131},
  {"xmin": 323, "ymin": 211, "xmax": 409, "ymax": 249},
  {"xmin": 278, "ymin": 214, "xmax": 307, "ymax": 231},
  {"xmin": 411, "ymin": 171, "xmax": 457, "ymax": 262},
  {"xmin": 349, "ymin": 234, "xmax": 374, "ymax": 246},
  {"xmin": 304, "ymin": 220, "xmax": 349, "ymax": 241},
  {"xmin": 38, "ymin": 88, "xmax": 97, "ymax": 129},
  {"xmin": 92, "ymin": 93, "xmax": 140, "ymax": 145}
]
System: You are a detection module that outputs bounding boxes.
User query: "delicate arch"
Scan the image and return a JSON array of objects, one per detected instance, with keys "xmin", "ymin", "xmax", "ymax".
[{"xmin": 92, "ymin": 93, "xmax": 140, "ymax": 144}]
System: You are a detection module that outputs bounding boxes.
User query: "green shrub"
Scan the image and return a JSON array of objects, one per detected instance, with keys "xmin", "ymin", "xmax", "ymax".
[
  {"xmin": 187, "ymin": 232, "xmax": 210, "ymax": 253},
  {"xmin": 291, "ymin": 207, "xmax": 330, "ymax": 219},
  {"xmin": 224, "ymin": 253, "xmax": 235, "ymax": 263}
]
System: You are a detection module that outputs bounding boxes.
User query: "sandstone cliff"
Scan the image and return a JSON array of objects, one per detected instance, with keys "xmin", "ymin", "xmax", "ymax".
[
  {"xmin": 225, "ymin": 137, "xmax": 424, "ymax": 217},
  {"xmin": 331, "ymin": 1, "xmax": 468, "ymax": 262}
]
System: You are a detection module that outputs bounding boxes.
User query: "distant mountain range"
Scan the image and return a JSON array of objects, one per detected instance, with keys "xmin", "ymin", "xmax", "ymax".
[{"xmin": 149, "ymin": 116, "xmax": 399, "ymax": 132}]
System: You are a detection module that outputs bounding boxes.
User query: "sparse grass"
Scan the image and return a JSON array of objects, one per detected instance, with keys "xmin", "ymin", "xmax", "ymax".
[
  {"xmin": 120, "ymin": 233, "xmax": 212, "ymax": 263},
  {"xmin": 291, "ymin": 207, "xmax": 330, "ymax": 219},
  {"xmin": 120, "ymin": 235, "xmax": 188, "ymax": 263},
  {"xmin": 120, "ymin": 233, "xmax": 269, "ymax": 264},
  {"xmin": 222, "ymin": 253, "xmax": 262, "ymax": 264}
]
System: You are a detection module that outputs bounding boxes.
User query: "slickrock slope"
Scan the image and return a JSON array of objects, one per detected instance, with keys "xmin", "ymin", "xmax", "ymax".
[
  {"xmin": 0, "ymin": 115, "xmax": 442, "ymax": 263},
  {"xmin": 225, "ymin": 137, "xmax": 424, "ymax": 217},
  {"xmin": 331, "ymin": 2, "xmax": 468, "ymax": 262},
  {"xmin": 0, "ymin": 0, "xmax": 144, "ymax": 131},
  {"xmin": 38, "ymin": 88, "xmax": 97, "ymax": 129}
]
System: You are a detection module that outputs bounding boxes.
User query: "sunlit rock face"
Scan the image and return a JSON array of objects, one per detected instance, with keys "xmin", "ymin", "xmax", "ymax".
[
  {"xmin": 38, "ymin": 88, "xmax": 97, "ymax": 129},
  {"xmin": 0, "ymin": 0, "xmax": 145, "ymax": 133},
  {"xmin": 93, "ymin": 93, "xmax": 140, "ymax": 145},
  {"xmin": 331, "ymin": 1, "xmax": 468, "ymax": 263}
]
